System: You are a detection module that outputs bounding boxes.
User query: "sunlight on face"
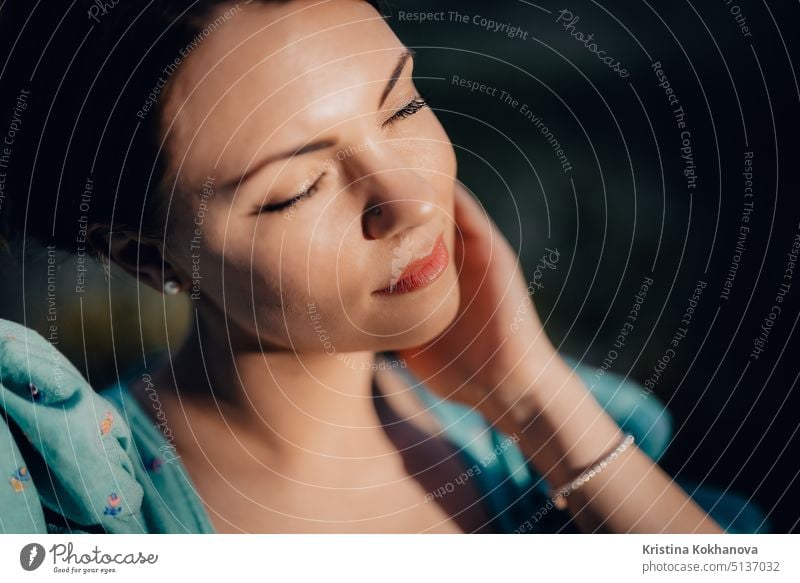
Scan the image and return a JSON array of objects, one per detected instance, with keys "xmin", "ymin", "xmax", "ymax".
[{"xmin": 159, "ymin": 0, "xmax": 460, "ymax": 353}]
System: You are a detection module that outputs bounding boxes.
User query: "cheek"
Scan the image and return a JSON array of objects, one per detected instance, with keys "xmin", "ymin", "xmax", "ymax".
[
  {"xmin": 424, "ymin": 113, "xmax": 458, "ymax": 177},
  {"xmin": 240, "ymin": 221, "xmax": 366, "ymax": 332},
  {"xmin": 402, "ymin": 118, "xmax": 458, "ymax": 202}
]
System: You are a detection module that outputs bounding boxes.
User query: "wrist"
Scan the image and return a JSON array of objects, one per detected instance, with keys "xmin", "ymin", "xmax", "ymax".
[
  {"xmin": 491, "ymin": 354, "xmax": 575, "ymax": 424},
  {"xmin": 495, "ymin": 358, "xmax": 627, "ymax": 487}
]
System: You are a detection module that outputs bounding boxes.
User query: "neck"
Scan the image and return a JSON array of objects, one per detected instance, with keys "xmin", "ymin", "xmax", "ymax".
[{"xmin": 149, "ymin": 307, "xmax": 396, "ymax": 464}]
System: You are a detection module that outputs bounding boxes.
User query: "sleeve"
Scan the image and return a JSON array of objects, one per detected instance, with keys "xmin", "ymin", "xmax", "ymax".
[
  {"xmin": 0, "ymin": 413, "xmax": 46, "ymax": 533},
  {"xmin": 0, "ymin": 318, "xmax": 147, "ymax": 534}
]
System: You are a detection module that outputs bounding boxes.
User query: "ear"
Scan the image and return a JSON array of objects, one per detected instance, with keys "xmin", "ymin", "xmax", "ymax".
[{"xmin": 87, "ymin": 224, "xmax": 184, "ymax": 295}]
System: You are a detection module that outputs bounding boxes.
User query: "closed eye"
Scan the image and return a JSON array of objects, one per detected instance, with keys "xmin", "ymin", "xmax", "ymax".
[
  {"xmin": 383, "ymin": 95, "xmax": 429, "ymax": 127},
  {"xmin": 254, "ymin": 96, "xmax": 429, "ymax": 215},
  {"xmin": 255, "ymin": 172, "xmax": 325, "ymax": 214}
]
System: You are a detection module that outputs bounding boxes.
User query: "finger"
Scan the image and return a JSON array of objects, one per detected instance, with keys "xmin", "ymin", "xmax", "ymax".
[
  {"xmin": 453, "ymin": 181, "xmax": 520, "ymax": 268},
  {"xmin": 452, "ymin": 180, "xmax": 493, "ymax": 240}
]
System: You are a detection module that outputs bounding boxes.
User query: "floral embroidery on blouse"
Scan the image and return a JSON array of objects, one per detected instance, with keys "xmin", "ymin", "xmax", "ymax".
[
  {"xmin": 103, "ymin": 493, "xmax": 122, "ymax": 517},
  {"xmin": 29, "ymin": 383, "xmax": 42, "ymax": 402},
  {"xmin": 146, "ymin": 456, "xmax": 163, "ymax": 473},
  {"xmin": 99, "ymin": 410, "xmax": 114, "ymax": 436},
  {"xmin": 9, "ymin": 466, "xmax": 30, "ymax": 493}
]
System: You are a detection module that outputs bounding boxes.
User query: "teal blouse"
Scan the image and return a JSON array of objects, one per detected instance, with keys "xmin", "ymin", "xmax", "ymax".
[{"xmin": 0, "ymin": 318, "xmax": 769, "ymax": 534}]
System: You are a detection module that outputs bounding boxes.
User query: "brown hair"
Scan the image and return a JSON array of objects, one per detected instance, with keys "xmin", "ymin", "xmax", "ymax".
[{"xmin": 0, "ymin": 0, "xmax": 384, "ymax": 259}]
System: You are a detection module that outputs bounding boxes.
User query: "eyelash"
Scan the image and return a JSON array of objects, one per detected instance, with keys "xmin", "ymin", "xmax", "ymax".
[
  {"xmin": 382, "ymin": 94, "xmax": 429, "ymax": 126},
  {"xmin": 258, "ymin": 173, "xmax": 325, "ymax": 213},
  {"xmin": 257, "ymin": 94, "xmax": 429, "ymax": 214}
]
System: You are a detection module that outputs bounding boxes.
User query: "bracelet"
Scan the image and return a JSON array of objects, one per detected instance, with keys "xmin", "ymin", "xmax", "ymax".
[{"xmin": 547, "ymin": 433, "xmax": 635, "ymax": 510}]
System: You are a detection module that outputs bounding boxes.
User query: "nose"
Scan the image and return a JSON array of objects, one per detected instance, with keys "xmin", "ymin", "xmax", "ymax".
[
  {"xmin": 356, "ymin": 143, "xmax": 439, "ymax": 241},
  {"xmin": 363, "ymin": 194, "xmax": 438, "ymax": 241}
]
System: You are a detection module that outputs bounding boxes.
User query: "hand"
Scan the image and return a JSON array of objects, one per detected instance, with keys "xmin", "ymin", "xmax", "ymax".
[{"xmin": 395, "ymin": 181, "xmax": 569, "ymax": 434}]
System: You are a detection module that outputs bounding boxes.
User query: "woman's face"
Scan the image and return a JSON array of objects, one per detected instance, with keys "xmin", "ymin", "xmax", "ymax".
[{"xmin": 159, "ymin": 0, "xmax": 460, "ymax": 352}]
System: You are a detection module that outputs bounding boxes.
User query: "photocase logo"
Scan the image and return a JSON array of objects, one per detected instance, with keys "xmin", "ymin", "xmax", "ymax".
[{"xmin": 19, "ymin": 543, "xmax": 46, "ymax": 571}]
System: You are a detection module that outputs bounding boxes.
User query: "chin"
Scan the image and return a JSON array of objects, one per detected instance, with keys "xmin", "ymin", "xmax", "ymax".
[{"xmin": 374, "ymin": 273, "xmax": 461, "ymax": 350}]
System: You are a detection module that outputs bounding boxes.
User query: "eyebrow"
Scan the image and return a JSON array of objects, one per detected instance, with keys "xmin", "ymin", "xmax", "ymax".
[
  {"xmin": 379, "ymin": 48, "xmax": 415, "ymax": 108},
  {"xmin": 223, "ymin": 49, "xmax": 416, "ymax": 190}
]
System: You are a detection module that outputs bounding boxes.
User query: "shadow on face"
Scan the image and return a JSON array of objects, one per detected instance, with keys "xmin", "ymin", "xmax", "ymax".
[{"xmin": 157, "ymin": 0, "xmax": 460, "ymax": 353}]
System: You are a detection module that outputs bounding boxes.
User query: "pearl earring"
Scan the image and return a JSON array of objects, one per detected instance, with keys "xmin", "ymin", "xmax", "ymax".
[{"xmin": 163, "ymin": 279, "xmax": 181, "ymax": 295}]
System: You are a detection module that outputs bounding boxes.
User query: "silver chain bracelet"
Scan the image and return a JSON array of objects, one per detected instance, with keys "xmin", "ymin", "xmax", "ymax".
[{"xmin": 548, "ymin": 433, "xmax": 636, "ymax": 510}]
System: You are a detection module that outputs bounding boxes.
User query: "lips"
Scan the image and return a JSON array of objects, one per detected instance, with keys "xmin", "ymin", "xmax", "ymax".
[{"xmin": 373, "ymin": 233, "xmax": 449, "ymax": 295}]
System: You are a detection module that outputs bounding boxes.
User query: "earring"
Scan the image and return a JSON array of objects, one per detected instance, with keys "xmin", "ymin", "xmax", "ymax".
[{"xmin": 163, "ymin": 279, "xmax": 181, "ymax": 295}]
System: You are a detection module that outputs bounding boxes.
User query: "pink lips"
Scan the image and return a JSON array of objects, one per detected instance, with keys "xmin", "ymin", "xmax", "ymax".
[{"xmin": 374, "ymin": 233, "xmax": 449, "ymax": 296}]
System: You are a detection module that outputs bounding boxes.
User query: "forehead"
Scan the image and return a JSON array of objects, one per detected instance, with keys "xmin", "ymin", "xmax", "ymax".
[{"xmin": 161, "ymin": 0, "xmax": 404, "ymax": 182}]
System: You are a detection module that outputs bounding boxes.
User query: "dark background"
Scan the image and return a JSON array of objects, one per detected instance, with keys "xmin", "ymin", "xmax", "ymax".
[{"xmin": 2, "ymin": 0, "xmax": 799, "ymax": 532}]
